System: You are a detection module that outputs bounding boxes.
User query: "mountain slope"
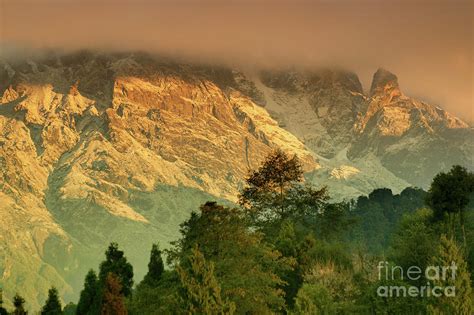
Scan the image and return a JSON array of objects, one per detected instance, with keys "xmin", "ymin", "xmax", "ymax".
[
  {"xmin": 350, "ymin": 68, "xmax": 473, "ymax": 187},
  {"xmin": 0, "ymin": 52, "xmax": 318, "ymax": 309},
  {"xmin": 0, "ymin": 52, "xmax": 472, "ymax": 309},
  {"xmin": 251, "ymin": 67, "xmax": 473, "ymax": 197}
]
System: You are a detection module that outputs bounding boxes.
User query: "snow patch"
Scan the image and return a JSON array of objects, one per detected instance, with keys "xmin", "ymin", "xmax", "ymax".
[{"xmin": 330, "ymin": 165, "xmax": 360, "ymax": 180}]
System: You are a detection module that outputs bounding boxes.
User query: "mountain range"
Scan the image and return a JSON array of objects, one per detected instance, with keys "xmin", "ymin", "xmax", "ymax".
[{"xmin": 0, "ymin": 51, "xmax": 472, "ymax": 309}]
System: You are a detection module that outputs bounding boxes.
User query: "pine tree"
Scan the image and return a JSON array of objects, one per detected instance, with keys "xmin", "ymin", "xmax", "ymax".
[
  {"xmin": 100, "ymin": 273, "xmax": 127, "ymax": 315},
  {"xmin": 177, "ymin": 245, "xmax": 235, "ymax": 315},
  {"xmin": 41, "ymin": 287, "xmax": 62, "ymax": 315},
  {"xmin": 76, "ymin": 270, "xmax": 100, "ymax": 315},
  {"xmin": 12, "ymin": 294, "xmax": 27, "ymax": 315},
  {"xmin": 0, "ymin": 289, "xmax": 8, "ymax": 315},
  {"xmin": 142, "ymin": 243, "xmax": 164, "ymax": 287},
  {"xmin": 99, "ymin": 243, "xmax": 134, "ymax": 297},
  {"xmin": 62, "ymin": 302, "xmax": 77, "ymax": 315},
  {"xmin": 427, "ymin": 235, "xmax": 472, "ymax": 314}
]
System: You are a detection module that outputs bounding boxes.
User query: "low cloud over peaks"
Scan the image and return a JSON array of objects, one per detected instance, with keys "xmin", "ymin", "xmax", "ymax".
[{"xmin": 1, "ymin": 0, "xmax": 473, "ymax": 121}]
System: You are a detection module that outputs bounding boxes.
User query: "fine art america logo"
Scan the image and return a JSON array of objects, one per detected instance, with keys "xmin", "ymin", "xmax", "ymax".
[{"xmin": 377, "ymin": 261, "xmax": 457, "ymax": 297}]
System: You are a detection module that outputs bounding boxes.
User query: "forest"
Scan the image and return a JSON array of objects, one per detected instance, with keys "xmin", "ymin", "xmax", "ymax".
[{"xmin": 1, "ymin": 150, "xmax": 473, "ymax": 315}]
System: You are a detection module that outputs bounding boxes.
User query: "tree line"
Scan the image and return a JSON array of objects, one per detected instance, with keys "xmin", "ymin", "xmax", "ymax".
[{"xmin": 2, "ymin": 150, "xmax": 473, "ymax": 314}]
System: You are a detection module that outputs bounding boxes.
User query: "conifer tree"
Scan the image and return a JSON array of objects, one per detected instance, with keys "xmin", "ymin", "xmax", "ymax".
[
  {"xmin": 76, "ymin": 270, "xmax": 100, "ymax": 315},
  {"xmin": 41, "ymin": 287, "xmax": 62, "ymax": 315},
  {"xmin": 62, "ymin": 302, "xmax": 77, "ymax": 315},
  {"xmin": 99, "ymin": 243, "xmax": 134, "ymax": 297},
  {"xmin": 142, "ymin": 243, "xmax": 164, "ymax": 287},
  {"xmin": 0, "ymin": 289, "xmax": 8, "ymax": 315},
  {"xmin": 12, "ymin": 294, "xmax": 27, "ymax": 315},
  {"xmin": 427, "ymin": 235, "xmax": 472, "ymax": 314},
  {"xmin": 177, "ymin": 245, "xmax": 235, "ymax": 315},
  {"xmin": 100, "ymin": 273, "xmax": 127, "ymax": 315}
]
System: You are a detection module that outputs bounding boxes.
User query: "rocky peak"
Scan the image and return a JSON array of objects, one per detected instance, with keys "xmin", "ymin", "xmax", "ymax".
[
  {"xmin": 370, "ymin": 68, "xmax": 399, "ymax": 96},
  {"xmin": 69, "ymin": 80, "xmax": 80, "ymax": 96},
  {"xmin": 259, "ymin": 68, "xmax": 363, "ymax": 95},
  {"xmin": 1, "ymin": 85, "xmax": 19, "ymax": 103},
  {"xmin": 323, "ymin": 70, "xmax": 364, "ymax": 94}
]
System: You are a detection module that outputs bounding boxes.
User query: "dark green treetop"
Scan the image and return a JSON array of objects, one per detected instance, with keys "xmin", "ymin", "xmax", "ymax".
[
  {"xmin": 76, "ymin": 269, "xmax": 100, "ymax": 315},
  {"xmin": 99, "ymin": 243, "xmax": 134, "ymax": 297},
  {"xmin": 41, "ymin": 287, "xmax": 62, "ymax": 315},
  {"xmin": 142, "ymin": 243, "xmax": 165, "ymax": 287}
]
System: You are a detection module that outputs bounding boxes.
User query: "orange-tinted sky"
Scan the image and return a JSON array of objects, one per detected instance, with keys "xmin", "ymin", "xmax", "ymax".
[{"xmin": 1, "ymin": 0, "xmax": 473, "ymax": 122}]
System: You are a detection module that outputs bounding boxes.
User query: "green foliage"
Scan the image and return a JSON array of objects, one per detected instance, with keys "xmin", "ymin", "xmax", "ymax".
[
  {"xmin": 312, "ymin": 202, "xmax": 354, "ymax": 241},
  {"xmin": 350, "ymin": 187, "xmax": 426, "ymax": 253},
  {"xmin": 12, "ymin": 294, "xmax": 27, "ymax": 315},
  {"xmin": 129, "ymin": 246, "xmax": 177, "ymax": 315},
  {"xmin": 427, "ymin": 235, "xmax": 472, "ymax": 314},
  {"xmin": 366, "ymin": 278, "xmax": 426, "ymax": 314},
  {"xmin": 99, "ymin": 243, "xmax": 134, "ymax": 297},
  {"xmin": 169, "ymin": 202, "xmax": 291, "ymax": 314},
  {"xmin": 426, "ymin": 165, "xmax": 474, "ymax": 245},
  {"xmin": 465, "ymin": 200, "xmax": 474, "ymax": 285},
  {"xmin": 239, "ymin": 149, "xmax": 303, "ymax": 212},
  {"xmin": 389, "ymin": 208, "xmax": 438, "ymax": 285},
  {"xmin": 426, "ymin": 165, "xmax": 474, "ymax": 220},
  {"xmin": 130, "ymin": 271, "xmax": 181, "ymax": 315},
  {"xmin": 302, "ymin": 238, "xmax": 353, "ymax": 272},
  {"xmin": 292, "ymin": 283, "xmax": 334, "ymax": 314},
  {"xmin": 238, "ymin": 150, "xmax": 353, "ymax": 309},
  {"xmin": 299, "ymin": 260, "xmax": 361, "ymax": 313},
  {"xmin": 239, "ymin": 149, "xmax": 323, "ymax": 230},
  {"xmin": 46, "ymin": 153, "xmax": 474, "ymax": 314},
  {"xmin": 274, "ymin": 220, "xmax": 301, "ymax": 306},
  {"xmin": 62, "ymin": 303, "xmax": 77, "ymax": 315},
  {"xmin": 279, "ymin": 232, "xmax": 357, "ymax": 310},
  {"xmin": 101, "ymin": 273, "xmax": 127, "ymax": 315},
  {"xmin": 76, "ymin": 270, "xmax": 100, "ymax": 315},
  {"xmin": 142, "ymin": 243, "xmax": 165, "ymax": 287},
  {"xmin": 177, "ymin": 245, "xmax": 235, "ymax": 315},
  {"xmin": 41, "ymin": 287, "xmax": 62, "ymax": 315}
]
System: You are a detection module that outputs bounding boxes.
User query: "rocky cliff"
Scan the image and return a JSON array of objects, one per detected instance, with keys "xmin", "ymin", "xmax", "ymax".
[
  {"xmin": 350, "ymin": 68, "xmax": 472, "ymax": 187},
  {"xmin": 0, "ymin": 52, "xmax": 318, "ymax": 309}
]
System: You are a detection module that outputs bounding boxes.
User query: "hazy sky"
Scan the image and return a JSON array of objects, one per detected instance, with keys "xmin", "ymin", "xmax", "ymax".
[{"xmin": 1, "ymin": 0, "xmax": 473, "ymax": 122}]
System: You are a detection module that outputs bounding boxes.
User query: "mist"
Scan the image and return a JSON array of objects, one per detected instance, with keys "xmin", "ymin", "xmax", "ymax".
[{"xmin": 1, "ymin": 0, "xmax": 472, "ymax": 122}]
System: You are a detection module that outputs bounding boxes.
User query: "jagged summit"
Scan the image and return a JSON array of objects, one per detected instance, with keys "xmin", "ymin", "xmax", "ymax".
[
  {"xmin": 370, "ymin": 68, "xmax": 399, "ymax": 96},
  {"xmin": 259, "ymin": 68, "xmax": 363, "ymax": 94}
]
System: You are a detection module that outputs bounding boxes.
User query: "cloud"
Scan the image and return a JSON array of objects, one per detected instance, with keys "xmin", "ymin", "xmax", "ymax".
[{"xmin": 1, "ymin": 0, "xmax": 472, "ymax": 121}]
